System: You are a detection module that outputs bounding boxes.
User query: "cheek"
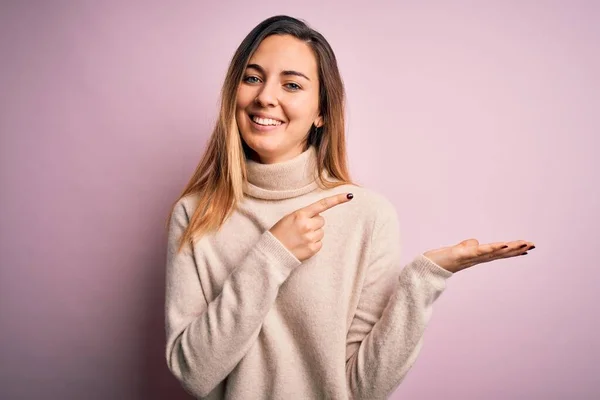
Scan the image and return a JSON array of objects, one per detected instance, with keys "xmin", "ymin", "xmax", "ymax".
[
  {"xmin": 284, "ymin": 95, "xmax": 319, "ymax": 122},
  {"xmin": 236, "ymin": 86, "xmax": 255, "ymax": 111},
  {"xmin": 286, "ymin": 93, "xmax": 319, "ymax": 115}
]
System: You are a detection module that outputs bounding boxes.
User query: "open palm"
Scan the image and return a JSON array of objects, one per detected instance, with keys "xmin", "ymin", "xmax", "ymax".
[{"xmin": 423, "ymin": 239, "xmax": 536, "ymax": 274}]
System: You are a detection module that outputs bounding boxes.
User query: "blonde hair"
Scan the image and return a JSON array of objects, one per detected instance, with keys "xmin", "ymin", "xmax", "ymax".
[{"xmin": 169, "ymin": 15, "xmax": 355, "ymax": 252}]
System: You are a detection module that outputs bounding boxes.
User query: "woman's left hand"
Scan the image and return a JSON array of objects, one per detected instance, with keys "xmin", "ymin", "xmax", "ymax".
[{"xmin": 423, "ymin": 239, "xmax": 536, "ymax": 274}]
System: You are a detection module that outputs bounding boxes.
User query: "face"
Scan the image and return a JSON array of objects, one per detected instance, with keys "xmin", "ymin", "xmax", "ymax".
[{"xmin": 236, "ymin": 34, "xmax": 323, "ymax": 164}]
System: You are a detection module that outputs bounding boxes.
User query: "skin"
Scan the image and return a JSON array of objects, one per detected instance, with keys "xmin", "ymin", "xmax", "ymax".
[
  {"xmin": 270, "ymin": 193, "xmax": 354, "ymax": 262},
  {"xmin": 236, "ymin": 34, "xmax": 323, "ymax": 164},
  {"xmin": 422, "ymin": 238, "xmax": 535, "ymax": 274},
  {"xmin": 236, "ymin": 35, "xmax": 536, "ymax": 270}
]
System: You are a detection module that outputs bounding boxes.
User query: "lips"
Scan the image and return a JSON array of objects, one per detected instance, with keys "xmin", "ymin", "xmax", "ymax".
[
  {"xmin": 249, "ymin": 110, "xmax": 284, "ymax": 119},
  {"xmin": 249, "ymin": 114, "xmax": 285, "ymax": 127}
]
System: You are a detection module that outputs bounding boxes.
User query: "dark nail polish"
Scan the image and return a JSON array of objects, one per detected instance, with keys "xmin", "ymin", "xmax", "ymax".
[
  {"xmin": 347, "ymin": 193, "xmax": 353, "ymax": 200},
  {"xmin": 519, "ymin": 244, "xmax": 527, "ymax": 248},
  {"xmin": 529, "ymin": 246, "xmax": 535, "ymax": 250},
  {"xmin": 520, "ymin": 252, "xmax": 528, "ymax": 256},
  {"xmin": 501, "ymin": 245, "xmax": 508, "ymax": 249}
]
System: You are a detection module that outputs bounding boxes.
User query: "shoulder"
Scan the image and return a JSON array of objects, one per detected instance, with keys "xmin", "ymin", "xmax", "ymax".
[{"xmin": 170, "ymin": 192, "xmax": 201, "ymax": 223}]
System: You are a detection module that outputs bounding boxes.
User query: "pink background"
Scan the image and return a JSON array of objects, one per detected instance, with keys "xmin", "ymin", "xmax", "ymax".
[{"xmin": 1, "ymin": 1, "xmax": 598, "ymax": 399}]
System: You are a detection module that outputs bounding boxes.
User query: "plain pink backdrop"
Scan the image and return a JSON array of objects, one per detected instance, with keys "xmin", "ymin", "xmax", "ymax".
[{"xmin": 1, "ymin": 1, "xmax": 598, "ymax": 399}]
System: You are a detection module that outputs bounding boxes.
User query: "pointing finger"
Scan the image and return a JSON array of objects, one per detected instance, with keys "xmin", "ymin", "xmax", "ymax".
[{"xmin": 304, "ymin": 193, "xmax": 353, "ymax": 217}]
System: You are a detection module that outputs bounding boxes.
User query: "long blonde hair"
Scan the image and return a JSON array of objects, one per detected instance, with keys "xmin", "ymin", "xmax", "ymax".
[{"xmin": 169, "ymin": 15, "xmax": 354, "ymax": 252}]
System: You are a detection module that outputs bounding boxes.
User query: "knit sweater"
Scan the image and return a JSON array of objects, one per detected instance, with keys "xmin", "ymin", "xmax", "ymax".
[{"xmin": 164, "ymin": 146, "xmax": 454, "ymax": 400}]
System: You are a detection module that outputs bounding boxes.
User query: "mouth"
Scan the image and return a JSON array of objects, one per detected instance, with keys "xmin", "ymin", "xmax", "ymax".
[{"xmin": 249, "ymin": 114, "xmax": 285, "ymax": 127}]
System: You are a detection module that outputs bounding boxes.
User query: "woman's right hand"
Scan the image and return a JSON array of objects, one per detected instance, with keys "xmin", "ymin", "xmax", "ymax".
[{"xmin": 269, "ymin": 193, "xmax": 354, "ymax": 262}]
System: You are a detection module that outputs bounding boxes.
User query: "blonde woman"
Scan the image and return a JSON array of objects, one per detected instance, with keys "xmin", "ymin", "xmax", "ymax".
[{"xmin": 164, "ymin": 15, "xmax": 535, "ymax": 400}]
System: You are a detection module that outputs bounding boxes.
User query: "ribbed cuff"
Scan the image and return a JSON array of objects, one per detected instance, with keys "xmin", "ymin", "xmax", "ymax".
[
  {"xmin": 412, "ymin": 253, "xmax": 454, "ymax": 280},
  {"xmin": 254, "ymin": 231, "xmax": 302, "ymax": 282}
]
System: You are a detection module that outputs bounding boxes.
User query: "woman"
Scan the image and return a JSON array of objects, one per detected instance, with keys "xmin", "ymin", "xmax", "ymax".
[{"xmin": 164, "ymin": 15, "xmax": 535, "ymax": 399}]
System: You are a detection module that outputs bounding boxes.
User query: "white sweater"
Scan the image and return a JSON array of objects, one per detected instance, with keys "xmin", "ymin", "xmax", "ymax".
[{"xmin": 165, "ymin": 145, "xmax": 453, "ymax": 399}]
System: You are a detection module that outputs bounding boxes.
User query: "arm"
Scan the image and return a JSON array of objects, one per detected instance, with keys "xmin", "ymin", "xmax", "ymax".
[
  {"xmin": 165, "ymin": 199, "xmax": 301, "ymax": 398},
  {"xmin": 345, "ymin": 201, "xmax": 453, "ymax": 399}
]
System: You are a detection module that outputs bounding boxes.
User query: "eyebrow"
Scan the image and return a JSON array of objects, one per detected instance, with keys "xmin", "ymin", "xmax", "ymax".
[{"xmin": 246, "ymin": 63, "xmax": 311, "ymax": 81}]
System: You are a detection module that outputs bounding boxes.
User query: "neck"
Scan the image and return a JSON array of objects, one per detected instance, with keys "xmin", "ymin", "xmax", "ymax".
[{"xmin": 244, "ymin": 145, "xmax": 320, "ymax": 200}]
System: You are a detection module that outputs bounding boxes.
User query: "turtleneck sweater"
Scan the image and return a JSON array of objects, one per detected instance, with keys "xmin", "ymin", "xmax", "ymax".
[{"xmin": 165, "ymin": 146, "xmax": 454, "ymax": 400}]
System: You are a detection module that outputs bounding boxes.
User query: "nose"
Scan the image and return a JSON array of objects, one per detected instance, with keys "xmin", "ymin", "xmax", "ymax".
[{"xmin": 254, "ymin": 81, "xmax": 279, "ymax": 107}]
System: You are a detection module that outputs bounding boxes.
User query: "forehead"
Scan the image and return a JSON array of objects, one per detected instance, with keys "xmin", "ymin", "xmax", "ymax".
[{"xmin": 248, "ymin": 34, "xmax": 318, "ymax": 78}]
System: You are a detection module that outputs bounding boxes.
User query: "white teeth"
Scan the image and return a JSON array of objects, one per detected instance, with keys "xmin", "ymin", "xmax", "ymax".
[{"xmin": 252, "ymin": 116, "xmax": 282, "ymax": 126}]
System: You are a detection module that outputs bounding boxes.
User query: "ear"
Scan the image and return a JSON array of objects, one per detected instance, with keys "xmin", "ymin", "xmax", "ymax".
[{"xmin": 314, "ymin": 115, "xmax": 324, "ymax": 128}]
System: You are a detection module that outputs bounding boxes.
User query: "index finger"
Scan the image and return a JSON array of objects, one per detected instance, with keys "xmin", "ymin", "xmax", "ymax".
[{"xmin": 303, "ymin": 193, "xmax": 354, "ymax": 217}]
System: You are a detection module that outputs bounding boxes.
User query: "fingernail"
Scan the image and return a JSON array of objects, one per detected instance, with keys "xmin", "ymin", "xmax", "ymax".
[
  {"xmin": 520, "ymin": 252, "xmax": 528, "ymax": 256},
  {"xmin": 519, "ymin": 244, "xmax": 527, "ymax": 248},
  {"xmin": 501, "ymin": 245, "xmax": 508, "ymax": 249},
  {"xmin": 347, "ymin": 193, "xmax": 354, "ymax": 200},
  {"xmin": 529, "ymin": 246, "xmax": 535, "ymax": 250}
]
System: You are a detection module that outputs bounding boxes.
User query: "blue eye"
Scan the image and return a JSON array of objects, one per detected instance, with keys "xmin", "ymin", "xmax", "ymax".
[
  {"xmin": 244, "ymin": 76, "xmax": 260, "ymax": 83},
  {"xmin": 285, "ymin": 83, "xmax": 301, "ymax": 91}
]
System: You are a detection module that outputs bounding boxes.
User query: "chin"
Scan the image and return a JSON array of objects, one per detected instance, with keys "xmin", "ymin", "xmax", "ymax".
[
  {"xmin": 254, "ymin": 143, "xmax": 279, "ymax": 154},
  {"xmin": 243, "ymin": 137, "xmax": 298, "ymax": 164},
  {"xmin": 242, "ymin": 135, "xmax": 278, "ymax": 154}
]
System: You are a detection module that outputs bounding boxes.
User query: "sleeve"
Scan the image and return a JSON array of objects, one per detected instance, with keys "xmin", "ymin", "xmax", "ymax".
[
  {"xmin": 164, "ymin": 199, "xmax": 301, "ymax": 398},
  {"xmin": 345, "ymin": 201, "xmax": 454, "ymax": 400}
]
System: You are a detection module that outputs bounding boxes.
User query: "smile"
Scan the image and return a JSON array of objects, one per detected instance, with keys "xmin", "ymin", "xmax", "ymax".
[{"xmin": 250, "ymin": 115, "xmax": 284, "ymax": 126}]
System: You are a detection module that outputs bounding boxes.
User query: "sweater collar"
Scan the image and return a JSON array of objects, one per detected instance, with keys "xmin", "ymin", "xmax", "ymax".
[{"xmin": 244, "ymin": 146, "xmax": 320, "ymax": 200}]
